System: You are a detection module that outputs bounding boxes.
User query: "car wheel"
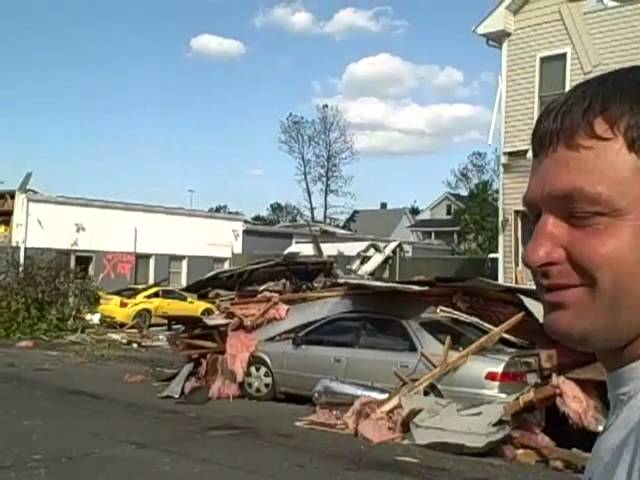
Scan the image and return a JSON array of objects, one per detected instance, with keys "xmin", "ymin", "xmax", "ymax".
[
  {"xmin": 132, "ymin": 309, "xmax": 152, "ymax": 332},
  {"xmin": 200, "ymin": 308, "xmax": 214, "ymax": 318},
  {"xmin": 243, "ymin": 358, "xmax": 276, "ymax": 401}
]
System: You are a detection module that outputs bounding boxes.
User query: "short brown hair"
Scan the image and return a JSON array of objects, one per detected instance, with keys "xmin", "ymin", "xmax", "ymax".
[{"xmin": 531, "ymin": 66, "xmax": 640, "ymax": 160}]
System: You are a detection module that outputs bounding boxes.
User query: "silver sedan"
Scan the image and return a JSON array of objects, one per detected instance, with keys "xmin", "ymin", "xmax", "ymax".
[{"xmin": 242, "ymin": 311, "xmax": 541, "ymax": 405}]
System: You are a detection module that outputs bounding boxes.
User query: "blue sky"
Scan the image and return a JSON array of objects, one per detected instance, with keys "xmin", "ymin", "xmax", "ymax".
[{"xmin": 1, "ymin": 0, "xmax": 499, "ymax": 217}]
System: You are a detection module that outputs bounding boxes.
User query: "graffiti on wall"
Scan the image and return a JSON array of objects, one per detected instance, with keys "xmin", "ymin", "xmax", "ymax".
[{"xmin": 98, "ymin": 253, "xmax": 136, "ymax": 284}]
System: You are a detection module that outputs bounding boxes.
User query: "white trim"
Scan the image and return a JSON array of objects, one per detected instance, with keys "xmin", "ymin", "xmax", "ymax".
[
  {"xmin": 533, "ymin": 47, "xmax": 572, "ymax": 122},
  {"xmin": 409, "ymin": 227, "xmax": 460, "ymax": 232},
  {"xmin": 149, "ymin": 255, "xmax": 156, "ymax": 284},
  {"xmin": 168, "ymin": 256, "xmax": 187, "ymax": 288},
  {"xmin": 498, "ymin": 38, "xmax": 508, "ymax": 282},
  {"xmin": 70, "ymin": 252, "xmax": 96, "ymax": 277},
  {"xmin": 424, "ymin": 192, "xmax": 463, "ymax": 213},
  {"xmin": 488, "ymin": 74, "xmax": 502, "ymax": 146}
]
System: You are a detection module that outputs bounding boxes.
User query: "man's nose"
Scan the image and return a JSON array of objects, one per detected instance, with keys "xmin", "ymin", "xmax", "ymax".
[{"xmin": 523, "ymin": 215, "xmax": 566, "ymax": 271}]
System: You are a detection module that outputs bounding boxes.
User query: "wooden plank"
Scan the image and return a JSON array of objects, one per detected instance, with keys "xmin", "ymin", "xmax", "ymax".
[
  {"xmin": 376, "ymin": 312, "xmax": 525, "ymax": 415},
  {"xmin": 393, "ymin": 369, "xmax": 412, "ymax": 386},
  {"xmin": 177, "ymin": 338, "xmax": 219, "ymax": 349},
  {"xmin": 504, "ymin": 384, "xmax": 557, "ymax": 417}
]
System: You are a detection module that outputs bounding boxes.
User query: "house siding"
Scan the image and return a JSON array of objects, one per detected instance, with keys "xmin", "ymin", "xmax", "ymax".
[
  {"xmin": 502, "ymin": 152, "xmax": 531, "ymax": 283},
  {"xmin": 500, "ymin": 0, "xmax": 640, "ymax": 282}
]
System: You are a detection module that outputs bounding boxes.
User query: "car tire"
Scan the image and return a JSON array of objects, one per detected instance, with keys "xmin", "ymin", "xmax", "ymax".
[
  {"xmin": 200, "ymin": 308, "xmax": 214, "ymax": 318},
  {"xmin": 132, "ymin": 309, "xmax": 152, "ymax": 332},
  {"xmin": 242, "ymin": 357, "xmax": 276, "ymax": 401}
]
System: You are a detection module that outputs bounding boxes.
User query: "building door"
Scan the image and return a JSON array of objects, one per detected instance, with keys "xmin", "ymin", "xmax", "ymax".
[{"xmin": 512, "ymin": 210, "xmax": 534, "ymax": 285}]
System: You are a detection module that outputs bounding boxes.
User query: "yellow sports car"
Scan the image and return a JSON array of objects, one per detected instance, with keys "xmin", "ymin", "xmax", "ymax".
[{"xmin": 97, "ymin": 286, "xmax": 215, "ymax": 328}]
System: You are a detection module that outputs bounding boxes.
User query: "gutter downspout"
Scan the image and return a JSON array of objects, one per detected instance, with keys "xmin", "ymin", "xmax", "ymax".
[{"xmin": 18, "ymin": 194, "xmax": 29, "ymax": 272}]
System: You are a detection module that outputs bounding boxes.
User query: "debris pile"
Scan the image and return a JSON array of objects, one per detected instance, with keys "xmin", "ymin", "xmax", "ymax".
[{"xmin": 109, "ymin": 258, "xmax": 607, "ymax": 474}]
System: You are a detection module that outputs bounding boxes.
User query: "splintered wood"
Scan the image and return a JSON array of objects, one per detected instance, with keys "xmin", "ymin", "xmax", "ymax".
[{"xmin": 376, "ymin": 312, "xmax": 525, "ymax": 415}]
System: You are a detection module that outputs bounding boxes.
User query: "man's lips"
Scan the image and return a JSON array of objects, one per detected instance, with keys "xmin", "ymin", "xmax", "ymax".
[{"xmin": 540, "ymin": 283, "xmax": 587, "ymax": 302}]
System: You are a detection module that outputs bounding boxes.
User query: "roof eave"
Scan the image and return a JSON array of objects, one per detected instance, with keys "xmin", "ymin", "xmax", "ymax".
[{"xmin": 473, "ymin": 0, "xmax": 515, "ymax": 44}]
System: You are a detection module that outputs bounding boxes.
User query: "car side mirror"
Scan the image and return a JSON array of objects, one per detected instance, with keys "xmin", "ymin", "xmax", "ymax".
[{"xmin": 292, "ymin": 334, "xmax": 304, "ymax": 347}]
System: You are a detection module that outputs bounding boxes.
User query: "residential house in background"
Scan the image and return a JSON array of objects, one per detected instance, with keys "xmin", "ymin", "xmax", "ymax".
[
  {"xmin": 343, "ymin": 202, "xmax": 417, "ymax": 241},
  {"xmin": 475, "ymin": 0, "xmax": 640, "ymax": 284},
  {"xmin": 409, "ymin": 192, "xmax": 464, "ymax": 247}
]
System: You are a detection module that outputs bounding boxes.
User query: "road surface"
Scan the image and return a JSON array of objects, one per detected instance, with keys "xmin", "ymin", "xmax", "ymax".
[{"xmin": 0, "ymin": 346, "xmax": 574, "ymax": 480}]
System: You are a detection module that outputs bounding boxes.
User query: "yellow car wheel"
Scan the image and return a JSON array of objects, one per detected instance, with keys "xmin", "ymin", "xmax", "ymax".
[{"xmin": 132, "ymin": 309, "xmax": 152, "ymax": 331}]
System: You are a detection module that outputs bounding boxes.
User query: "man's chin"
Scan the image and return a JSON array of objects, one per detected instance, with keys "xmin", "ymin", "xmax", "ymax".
[{"xmin": 543, "ymin": 310, "xmax": 597, "ymax": 353}]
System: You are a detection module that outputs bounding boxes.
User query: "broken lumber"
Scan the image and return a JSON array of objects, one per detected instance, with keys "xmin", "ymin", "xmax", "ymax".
[
  {"xmin": 504, "ymin": 384, "xmax": 557, "ymax": 417},
  {"xmin": 376, "ymin": 312, "xmax": 525, "ymax": 415}
]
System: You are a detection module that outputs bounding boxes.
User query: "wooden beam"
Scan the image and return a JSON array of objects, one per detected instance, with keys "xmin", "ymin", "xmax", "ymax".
[{"xmin": 376, "ymin": 312, "xmax": 525, "ymax": 415}]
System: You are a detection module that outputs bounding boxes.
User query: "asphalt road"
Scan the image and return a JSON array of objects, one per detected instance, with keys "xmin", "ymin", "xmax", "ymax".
[{"xmin": 0, "ymin": 347, "xmax": 575, "ymax": 480}]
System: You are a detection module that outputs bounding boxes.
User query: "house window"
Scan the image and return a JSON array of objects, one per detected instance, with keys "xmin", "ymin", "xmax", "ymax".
[
  {"xmin": 445, "ymin": 204, "xmax": 453, "ymax": 217},
  {"xmin": 168, "ymin": 257, "xmax": 185, "ymax": 288},
  {"xmin": 72, "ymin": 253, "xmax": 94, "ymax": 279},
  {"xmin": 538, "ymin": 52, "xmax": 568, "ymax": 114},
  {"xmin": 134, "ymin": 255, "xmax": 152, "ymax": 286}
]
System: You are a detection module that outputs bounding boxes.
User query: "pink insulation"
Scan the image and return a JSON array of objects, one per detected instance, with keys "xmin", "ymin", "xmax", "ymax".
[
  {"xmin": 552, "ymin": 375, "xmax": 607, "ymax": 432},
  {"xmin": 224, "ymin": 330, "xmax": 259, "ymax": 383}
]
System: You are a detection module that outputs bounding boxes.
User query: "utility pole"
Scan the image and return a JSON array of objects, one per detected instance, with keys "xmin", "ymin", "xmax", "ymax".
[{"xmin": 187, "ymin": 189, "xmax": 195, "ymax": 208}]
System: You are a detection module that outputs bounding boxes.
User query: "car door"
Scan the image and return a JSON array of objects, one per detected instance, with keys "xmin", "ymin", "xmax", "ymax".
[
  {"xmin": 158, "ymin": 289, "xmax": 193, "ymax": 317},
  {"xmin": 342, "ymin": 315, "xmax": 421, "ymax": 390},
  {"xmin": 280, "ymin": 316, "xmax": 363, "ymax": 394}
]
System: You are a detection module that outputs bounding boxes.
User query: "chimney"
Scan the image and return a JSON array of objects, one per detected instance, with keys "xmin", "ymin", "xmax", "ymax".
[{"xmin": 380, "ymin": 202, "xmax": 388, "ymax": 210}]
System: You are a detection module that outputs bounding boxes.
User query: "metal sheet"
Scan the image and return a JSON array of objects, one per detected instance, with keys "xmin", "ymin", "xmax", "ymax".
[{"xmin": 312, "ymin": 379, "xmax": 390, "ymax": 405}]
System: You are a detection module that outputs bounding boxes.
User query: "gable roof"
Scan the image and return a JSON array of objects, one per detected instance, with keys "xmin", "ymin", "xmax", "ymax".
[
  {"xmin": 343, "ymin": 208, "xmax": 411, "ymax": 238},
  {"xmin": 425, "ymin": 192, "xmax": 465, "ymax": 212}
]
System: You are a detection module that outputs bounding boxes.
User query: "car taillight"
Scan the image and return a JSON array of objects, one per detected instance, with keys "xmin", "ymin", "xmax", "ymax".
[
  {"xmin": 484, "ymin": 370, "xmax": 527, "ymax": 383},
  {"xmin": 119, "ymin": 300, "xmax": 129, "ymax": 308}
]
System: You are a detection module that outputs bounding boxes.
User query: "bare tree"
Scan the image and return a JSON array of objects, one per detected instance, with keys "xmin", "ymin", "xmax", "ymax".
[
  {"xmin": 312, "ymin": 104, "xmax": 358, "ymax": 224},
  {"xmin": 279, "ymin": 114, "xmax": 317, "ymax": 222}
]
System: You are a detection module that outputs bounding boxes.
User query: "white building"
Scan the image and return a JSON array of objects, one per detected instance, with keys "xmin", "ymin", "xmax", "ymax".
[{"xmin": 9, "ymin": 191, "xmax": 244, "ymax": 290}]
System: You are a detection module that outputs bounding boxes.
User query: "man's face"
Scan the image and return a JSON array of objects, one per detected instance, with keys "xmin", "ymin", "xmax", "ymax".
[{"xmin": 523, "ymin": 126, "xmax": 640, "ymax": 353}]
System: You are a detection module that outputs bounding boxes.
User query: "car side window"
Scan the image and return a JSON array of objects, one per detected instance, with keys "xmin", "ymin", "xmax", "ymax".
[
  {"xmin": 161, "ymin": 289, "xmax": 188, "ymax": 302},
  {"xmin": 420, "ymin": 319, "xmax": 475, "ymax": 351},
  {"xmin": 359, "ymin": 317, "xmax": 417, "ymax": 352},
  {"xmin": 144, "ymin": 290, "xmax": 161, "ymax": 299},
  {"xmin": 302, "ymin": 318, "xmax": 362, "ymax": 348}
]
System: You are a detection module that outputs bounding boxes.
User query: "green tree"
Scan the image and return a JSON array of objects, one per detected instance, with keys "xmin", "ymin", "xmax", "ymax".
[
  {"xmin": 208, "ymin": 204, "xmax": 243, "ymax": 215},
  {"xmin": 408, "ymin": 201, "xmax": 421, "ymax": 217},
  {"xmin": 444, "ymin": 150, "xmax": 499, "ymax": 256},
  {"xmin": 251, "ymin": 201, "xmax": 302, "ymax": 226}
]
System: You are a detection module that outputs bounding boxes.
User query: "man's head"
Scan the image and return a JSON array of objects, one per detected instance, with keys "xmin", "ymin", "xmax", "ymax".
[{"xmin": 523, "ymin": 66, "xmax": 640, "ymax": 355}]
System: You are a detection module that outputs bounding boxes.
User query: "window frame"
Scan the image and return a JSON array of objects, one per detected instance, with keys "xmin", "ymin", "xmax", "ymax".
[
  {"xmin": 70, "ymin": 252, "xmax": 95, "ymax": 279},
  {"xmin": 445, "ymin": 203, "xmax": 453, "ymax": 217},
  {"xmin": 168, "ymin": 256, "xmax": 186, "ymax": 288},
  {"xmin": 160, "ymin": 289, "xmax": 188, "ymax": 302},
  {"xmin": 301, "ymin": 316, "xmax": 364, "ymax": 349},
  {"xmin": 358, "ymin": 316, "xmax": 418, "ymax": 353},
  {"xmin": 533, "ymin": 47, "xmax": 571, "ymax": 120}
]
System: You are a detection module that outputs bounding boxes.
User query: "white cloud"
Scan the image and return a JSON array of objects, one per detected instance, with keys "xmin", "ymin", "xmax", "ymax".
[
  {"xmin": 254, "ymin": 3, "xmax": 317, "ymax": 33},
  {"xmin": 323, "ymin": 7, "xmax": 408, "ymax": 37},
  {"xmin": 188, "ymin": 33, "xmax": 246, "ymax": 59},
  {"xmin": 254, "ymin": 4, "xmax": 408, "ymax": 38},
  {"xmin": 311, "ymin": 80, "xmax": 323, "ymax": 94},
  {"xmin": 339, "ymin": 53, "xmax": 467, "ymax": 99},
  {"xmin": 247, "ymin": 168, "xmax": 265, "ymax": 176},
  {"xmin": 315, "ymin": 95, "xmax": 491, "ymax": 155}
]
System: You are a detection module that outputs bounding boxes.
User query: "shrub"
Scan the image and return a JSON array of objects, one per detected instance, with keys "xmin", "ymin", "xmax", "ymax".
[{"xmin": 0, "ymin": 252, "xmax": 99, "ymax": 339}]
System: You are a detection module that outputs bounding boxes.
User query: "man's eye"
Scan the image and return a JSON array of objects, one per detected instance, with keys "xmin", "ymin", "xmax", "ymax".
[{"xmin": 568, "ymin": 211, "xmax": 601, "ymax": 226}]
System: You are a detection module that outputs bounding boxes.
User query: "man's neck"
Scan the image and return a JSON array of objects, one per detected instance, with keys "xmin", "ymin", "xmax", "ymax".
[{"xmin": 597, "ymin": 336, "xmax": 640, "ymax": 372}]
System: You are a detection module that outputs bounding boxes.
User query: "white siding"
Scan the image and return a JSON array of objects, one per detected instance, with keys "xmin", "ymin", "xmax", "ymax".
[
  {"xmin": 13, "ymin": 195, "xmax": 243, "ymax": 259},
  {"xmin": 502, "ymin": 152, "xmax": 532, "ymax": 283}
]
